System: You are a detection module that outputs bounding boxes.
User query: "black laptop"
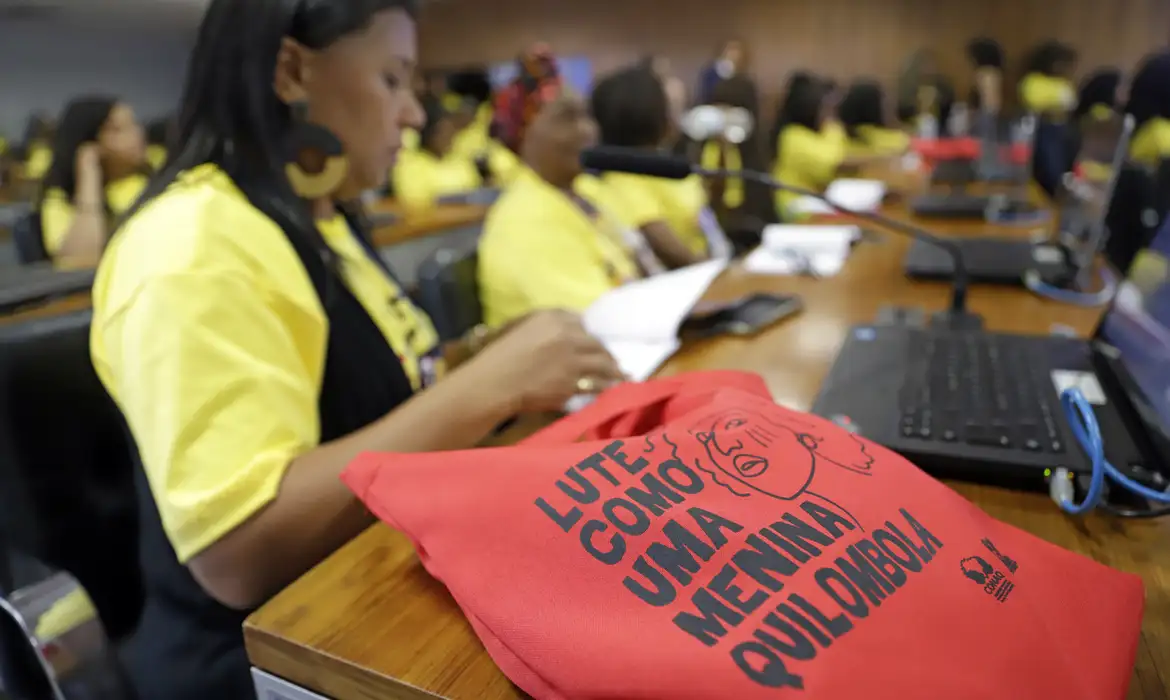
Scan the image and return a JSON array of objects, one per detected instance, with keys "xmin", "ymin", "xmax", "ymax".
[
  {"xmin": 911, "ymin": 115, "xmax": 1039, "ymax": 220},
  {"xmin": 0, "ymin": 264, "xmax": 95, "ymax": 316},
  {"xmin": 812, "ymin": 220, "xmax": 1170, "ymax": 491},
  {"xmin": 904, "ymin": 113, "xmax": 1135, "ymax": 287}
]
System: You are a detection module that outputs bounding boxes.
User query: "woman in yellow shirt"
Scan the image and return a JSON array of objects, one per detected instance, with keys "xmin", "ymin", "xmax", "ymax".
[
  {"xmin": 391, "ymin": 97, "xmax": 484, "ymax": 211},
  {"xmin": 36, "ymin": 96, "xmax": 148, "ymax": 266},
  {"xmin": 479, "ymin": 94, "xmax": 652, "ymax": 326},
  {"xmin": 771, "ymin": 74, "xmax": 847, "ymax": 218},
  {"xmin": 1018, "ymin": 41, "xmax": 1078, "ymax": 118},
  {"xmin": 837, "ymin": 80, "xmax": 910, "ymax": 158},
  {"xmin": 448, "ymin": 69, "xmax": 522, "ymax": 185},
  {"xmin": 590, "ymin": 64, "xmax": 720, "ymax": 268},
  {"xmin": 18, "ymin": 113, "xmax": 55, "ymax": 180},
  {"xmin": 91, "ymin": 2, "xmax": 621, "ymax": 698},
  {"xmin": 1124, "ymin": 51, "xmax": 1170, "ymax": 168}
]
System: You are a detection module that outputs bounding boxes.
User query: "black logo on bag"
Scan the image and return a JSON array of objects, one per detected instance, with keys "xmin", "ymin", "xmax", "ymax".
[{"xmin": 960, "ymin": 540, "xmax": 1018, "ymax": 603}]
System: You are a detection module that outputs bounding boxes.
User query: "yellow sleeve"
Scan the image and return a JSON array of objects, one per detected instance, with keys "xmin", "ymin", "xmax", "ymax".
[
  {"xmin": 392, "ymin": 153, "xmax": 440, "ymax": 213},
  {"xmin": 1129, "ymin": 119, "xmax": 1170, "ymax": 168},
  {"xmin": 25, "ymin": 145, "xmax": 52, "ymax": 179},
  {"xmin": 1020, "ymin": 74, "xmax": 1074, "ymax": 114},
  {"xmin": 479, "ymin": 205, "xmax": 622, "ymax": 326},
  {"xmin": 40, "ymin": 189, "xmax": 75, "ymax": 257},
  {"xmin": 95, "ymin": 260, "xmax": 319, "ymax": 563},
  {"xmin": 783, "ymin": 127, "xmax": 845, "ymax": 187},
  {"xmin": 487, "ymin": 141, "xmax": 522, "ymax": 185},
  {"xmin": 605, "ymin": 176, "xmax": 665, "ymax": 229}
]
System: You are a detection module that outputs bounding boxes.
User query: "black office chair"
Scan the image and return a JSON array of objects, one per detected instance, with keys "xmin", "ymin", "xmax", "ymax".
[
  {"xmin": 12, "ymin": 211, "xmax": 49, "ymax": 266},
  {"xmin": 414, "ymin": 248, "xmax": 482, "ymax": 342},
  {"xmin": 1105, "ymin": 164, "xmax": 1164, "ymax": 276},
  {"xmin": 0, "ymin": 311, "xmax": 142, "ymax": 699}
]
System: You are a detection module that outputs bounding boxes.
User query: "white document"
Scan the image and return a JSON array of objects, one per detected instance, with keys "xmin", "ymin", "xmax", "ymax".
[
  {"xmin": 762, "ymin": 224, "xmax": 860, "ymax": 253},
  {"xmin": 566, "ymin": 260, "xmax": 728, "ymax": 411},
  {"xmin": 742, "ymin": 246, "xmax": 847, "ymax": 277},
  {"xmin": 789, "ymin": 179, "xmax": 887, "ymax": 216}
]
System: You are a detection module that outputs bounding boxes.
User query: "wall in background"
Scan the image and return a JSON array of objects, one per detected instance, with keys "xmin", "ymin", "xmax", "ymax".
[
  {"xmin": 0, "ymin": 15, "xmax": 194, "ymax": 138},
  {"xmin": 419, "ymin": 0, "xmax": 1170, "ymax": 113}
]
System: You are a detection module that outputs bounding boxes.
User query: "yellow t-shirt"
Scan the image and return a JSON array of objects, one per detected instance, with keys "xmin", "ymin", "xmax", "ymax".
[
  {"xmin": 601, "ymin": 172, "xmax": 710, "ymax": 257},
  {"xmin": 402, "ymin": 128, "xmax": 420, "ymax": 151},
  {"xmin": 1019, "ymin": 73, "xmax": 1076, "ymax": 117},
  {"xmin": 451, "ymin": 106, "xmax": 522, "ymax": 186},
  {"xmin": 1129, "ymin": 118, "xmax": 1170, "ymax": 169},
  {"xmin": 40, "ymin": 173, "xmax": 148, "ymax": 258},
  {"xmin": 391, "ymin": 149, "xmax": 483, "ymax": 213},
  {"xmin": 146, "ymin": 145, "xmax": 167, "ymax": 170},
  {"xmin": 90, "ymin": 164, "xmax": 439, "ymax": 563},
  {"xmin": 773, "ymin": 124, "xmax": 846, "ymax": 217},
  {"xmin": 25, "ymin": 142, "xmax": 52, "ymax": 180},
  {"xmin": 851, "ymin": 125, "xmax": 911, "ymax": 158},
  {"xmin": 699, "ymin": 141, "xmax": 744, "ymax": 209},
  {"xmin": 478, "ymin": 169, "xmax": 640, "ymax": 327}
]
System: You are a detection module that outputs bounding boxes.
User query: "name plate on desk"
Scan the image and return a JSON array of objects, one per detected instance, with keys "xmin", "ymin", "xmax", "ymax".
[{"xmin": 251, "ymin": 668, "xmax": 331, "ymax": 700}]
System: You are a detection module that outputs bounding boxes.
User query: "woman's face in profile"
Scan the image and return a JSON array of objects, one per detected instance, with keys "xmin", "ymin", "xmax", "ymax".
[
  {"xmin": 98, "ymin": 103, "xmax": 146, "ymax": 169},
  {"xmin": 292, "ymin": 8, "xmax": 424, "ymax": 197},
  {"xmin": 525, "ymin": 96, "xmax": 597, "ymax": 182}
]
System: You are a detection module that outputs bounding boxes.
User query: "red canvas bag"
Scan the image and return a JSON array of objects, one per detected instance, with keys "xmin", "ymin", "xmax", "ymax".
[{"xmin": 343, "ymin": 371, "xmax": 1144, "ymax": 700}]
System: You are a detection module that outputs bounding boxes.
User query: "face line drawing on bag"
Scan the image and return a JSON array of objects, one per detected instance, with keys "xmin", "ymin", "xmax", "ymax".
[{"xmin": 682, "ymin": 407, "xmax": 877, "ymax": 531}]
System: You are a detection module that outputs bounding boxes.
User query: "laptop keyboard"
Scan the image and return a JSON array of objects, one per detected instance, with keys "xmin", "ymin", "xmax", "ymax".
[{"xmin": 898, "ymin": 333, "xmax": 1066, "ymax": 453}]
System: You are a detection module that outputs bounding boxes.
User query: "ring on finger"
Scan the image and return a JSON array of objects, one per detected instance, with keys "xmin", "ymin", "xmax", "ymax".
[{"xmin": 576, "ymin": 376, "xmax": 597, "ymax": 394}]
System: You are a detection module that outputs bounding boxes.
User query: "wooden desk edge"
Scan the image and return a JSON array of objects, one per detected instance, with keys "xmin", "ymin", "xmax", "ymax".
[{"xmin": 370, "ymin": 204, "xmax": 488, "ymax": 248}]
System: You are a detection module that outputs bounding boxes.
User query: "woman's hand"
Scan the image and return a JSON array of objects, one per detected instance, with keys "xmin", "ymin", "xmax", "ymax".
[
  {"xmin": 74, "ymin": 142, "xmax": 103, "ymax": 180},
  {"xmin": 470, "ymin": 310, "xmax": 625, "ymax": 413}
]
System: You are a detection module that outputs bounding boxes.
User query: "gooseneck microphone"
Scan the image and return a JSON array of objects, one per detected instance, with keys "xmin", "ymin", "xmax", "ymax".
[{"xmin": 581, "ymin": 145, "xmax": 982, "ymax": 330}]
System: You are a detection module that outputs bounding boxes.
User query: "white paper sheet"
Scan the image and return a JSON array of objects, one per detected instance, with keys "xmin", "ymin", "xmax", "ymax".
[
  {"xmin": 762, "ymin": 224, "xmax": 860, "ymax": 252},
  {"xmin": 789, "ymin": 179, "xmax": 887, "ymax": 215},
  {"xmin": 583, "ymin": 259, "xmax": 728, "ymax": 343},
  {"xmin": 742, "ymin": 246, "xmax": 847, "ymax": 277}
]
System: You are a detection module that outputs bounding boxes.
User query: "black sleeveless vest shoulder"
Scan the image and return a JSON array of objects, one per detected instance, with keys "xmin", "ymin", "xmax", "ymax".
[{"xmin": 121, "ymin": 216, "xmax": 419, "ymax": 700}]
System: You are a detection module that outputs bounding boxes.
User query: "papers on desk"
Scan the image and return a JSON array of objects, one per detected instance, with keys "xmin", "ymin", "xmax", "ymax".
[
  {"xmin": 565, "ymin": 259, "xmax": 728, "ymax": 413},
  {"xmin": 788, "ymin": 179, "xmax": 887, "ymax": 216},
  {"xmin": 742, "ymin": 224, "xmax": 859, "ymax": 277}
]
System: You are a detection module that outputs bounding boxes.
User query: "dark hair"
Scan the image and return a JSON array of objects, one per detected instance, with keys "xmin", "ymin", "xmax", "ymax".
[
  {"xmin": 775, "ymin": 73, "xmax": 825, "ymax": 133},
  {"xmin": 19, "ymin": 113, "xmax": 53, "ymax": 151},
  {"xmin": 1073, "ymin": 68, "xmax": 1121, "ymax": 121},
  {"xmin": 769, "ymin": 71, "xmax": 816, "ymax": 148},
  {"xmin": 1024, "ymin": 41, "xmax": 1076, "ymax": 77},
  {"xmin": 967, "ymin": 38, "xmax": 1004, "ymax": 69},
  {"xmin": 146, "ymin": 117, "xmax": 174, "ymax": 147},
  {"xmin": 1125, "ymin": 51, "xmax": 1170, "ymax": 128},
  {"xmin": 590, "ymin": 65, "xmax": 669, "ymax": 148},
  {"xmin": 121, "ymin": 0, "xmax": 419, "ymax": 279},
  {"xmin": 447, "ymin": 68, "xmax": 491, "ymax": 104},
  {"xmin": 838, "ymin": 80, "xmax": 885, "ymax": 137},
  {"xmin": 39, "ymin": 96, "xmax": 118, "ymax": 204},
  {"xmin": 418, "ymin": 96, "xmax": 452, "ymax": 154}
]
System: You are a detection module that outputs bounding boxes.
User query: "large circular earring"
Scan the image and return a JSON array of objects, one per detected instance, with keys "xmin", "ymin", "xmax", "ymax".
[{"xmin": 284, "ymin": 100, "xmax": 349, "ymax": 199}]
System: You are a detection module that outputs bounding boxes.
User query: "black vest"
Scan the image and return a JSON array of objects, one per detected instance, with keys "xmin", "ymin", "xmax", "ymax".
[{"xmin": 120, "ymin": 219, "xmax": 421, "ymax": 700}]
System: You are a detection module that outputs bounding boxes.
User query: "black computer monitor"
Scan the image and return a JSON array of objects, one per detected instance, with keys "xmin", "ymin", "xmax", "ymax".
[{"xmin": 1097, "ymin": 219, "xmax": 1170, "ymax": 462}]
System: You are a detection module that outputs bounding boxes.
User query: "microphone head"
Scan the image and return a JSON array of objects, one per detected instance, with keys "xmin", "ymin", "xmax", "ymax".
[
  {"xmin": 579, "ymin": 146, "xmax": 694, "ymax": 180},
  {"xmin": 681, "ymin": 106, "xmax": 755, "ymax": 143}
]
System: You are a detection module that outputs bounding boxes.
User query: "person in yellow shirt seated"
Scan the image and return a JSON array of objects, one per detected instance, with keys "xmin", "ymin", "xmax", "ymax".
[
  {"xmin": 479, "ymin": 94, "xmax": 653, "ymax": 327},
  {"xmin": 17, "ymin": 113, "xmax": 56, "ymax": 180},
  {"xmin": 589, "ymin": 65, "xmax": 721, "ymax": 268},
  {"xmin": 391, "ymin": 97, "xmax": 484, "ymax": 212},
  {"xmin": 447, "ymin": 77, "xmax": 522, "ymax": 186},
  {"xmin": 1124, "ymin": 51, "xmax": 1170, "ymax": 169},
  {"xmin": 771, "ymin": 75, "xmax": 847, "ymax": 218},
  {"xmin": 90, "ymin": 3, "xmax": 622, "ymax": 698},
  {"xmin": 837, "ymin": 80, "xmax": 910, "ymax": 158},
  {"xmin": 1019, "ymin": 41, "xmax": 1078, "ymax": 119},
  {"xmin": 36, "ymin": 96, "xmax": 148, "ymax": 266}
]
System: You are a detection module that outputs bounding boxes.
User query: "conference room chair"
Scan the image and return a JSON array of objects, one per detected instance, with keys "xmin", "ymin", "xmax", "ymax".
[
  {"xmin": 0, "ymin": 311, "xmax": 142, "ymax": 699},
  {"xmin": 11, "ymin": 212, "xmax": 48, "ymax": 266},
  {"xmin": 413, "ymin": 247, "xmax": 482, "ymax": 342}
]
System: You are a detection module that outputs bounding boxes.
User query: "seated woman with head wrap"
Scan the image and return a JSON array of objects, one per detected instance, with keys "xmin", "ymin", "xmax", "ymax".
[
  {"xmin": 837, "ymin": 80, "xmax": 910, "ymax": 158},
  {"xmin": 478, "ymin": 94, "xmax": 662, "ymax": 327},
  {"xmin": 492, "ymin": 42, "xmax": 564, "ymax": 155}
]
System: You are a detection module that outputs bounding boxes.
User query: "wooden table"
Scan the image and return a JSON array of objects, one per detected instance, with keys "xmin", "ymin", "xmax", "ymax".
[
  {"xmin": 0, "ymin": 201, "xmax": 488, "ymax": 328},
  {"xmin": 244, "ymin": 192, "xmax": 1170, "ymax": 698}
]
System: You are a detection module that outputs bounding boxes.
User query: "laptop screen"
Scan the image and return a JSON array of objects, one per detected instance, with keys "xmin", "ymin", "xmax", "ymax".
[
  {"xmin": 1055, "ymin": 114, "xmax": 1134, "ymax": 269},
  {"xmin": 1098, "ymin": 218, "xmax": 1170, "ymax": 432}
]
